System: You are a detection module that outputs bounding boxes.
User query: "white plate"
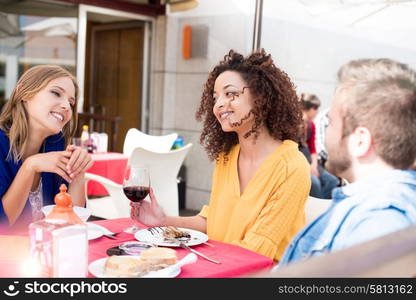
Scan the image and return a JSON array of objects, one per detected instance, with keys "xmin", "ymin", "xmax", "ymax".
[
  {"xmin": 134, "ymin": 227, "xmax": 208, "ymax": 247},
  {"xmin": 87, "ymin": 224, "xmax": 104, "ymax": 240},
  {"xmin": 88, "ymin": 256, "xmax": 180, "ymax": 278},
  {"xmin": 87, "ymin": 222, "xmax": 113, "ymax": 235}
]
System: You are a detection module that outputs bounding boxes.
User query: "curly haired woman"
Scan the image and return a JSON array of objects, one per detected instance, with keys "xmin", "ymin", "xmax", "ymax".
[{"xmin": 133, "ymin": 49, "xmax": 311, "ymax": 262}]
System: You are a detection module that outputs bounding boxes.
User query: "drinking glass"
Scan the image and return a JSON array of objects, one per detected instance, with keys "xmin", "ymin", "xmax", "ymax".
[{"xmin": 122, "ymin": 166, "xmax": 150, "ymax": 234}]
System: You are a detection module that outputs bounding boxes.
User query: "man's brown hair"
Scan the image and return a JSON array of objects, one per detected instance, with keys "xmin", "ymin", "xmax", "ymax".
[
  {"xmin": 337, "ymin": 58, "xmax": 416, "ymax": 169},
  {"xmin": 300, "ymin": 93, "xmax": 321, "ymax": 111}
]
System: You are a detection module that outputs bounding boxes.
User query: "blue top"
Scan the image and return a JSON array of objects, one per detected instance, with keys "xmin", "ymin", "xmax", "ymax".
[
  {"xmin": 279, "ymin": 169, "xmax": 416, "ymax": 265},
  {"xmin": 0, "ymin": 129, "xmax": 68, "ymax": 229}
]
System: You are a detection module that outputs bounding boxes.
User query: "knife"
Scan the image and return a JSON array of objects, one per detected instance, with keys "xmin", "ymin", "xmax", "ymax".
[{"xmin": 179, "ymin": 242, "xmax": 221, "ymax": 264}]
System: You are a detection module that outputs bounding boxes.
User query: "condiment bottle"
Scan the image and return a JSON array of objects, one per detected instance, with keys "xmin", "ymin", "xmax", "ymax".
[
  {"xmin": 80, "ymin": 124, "xmax": 89, "ymax": 150},
  {"xmin": 45, "ymin": 184, "xmax": 84, "ymax": 224},
  {"xmin": 28, "ymin": 184, "xmax": 88, "ymax": 277}
]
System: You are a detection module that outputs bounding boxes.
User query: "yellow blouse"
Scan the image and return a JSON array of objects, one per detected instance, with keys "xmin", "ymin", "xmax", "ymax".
[{"xmin": 199, "ymin": 140, "xmax": 310, "ymax": 262}]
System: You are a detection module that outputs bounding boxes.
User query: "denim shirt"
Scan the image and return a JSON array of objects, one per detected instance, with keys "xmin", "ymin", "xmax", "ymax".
[{"xmin": 279, "ymin": 169, "xmax": 416, "ymax": 266}]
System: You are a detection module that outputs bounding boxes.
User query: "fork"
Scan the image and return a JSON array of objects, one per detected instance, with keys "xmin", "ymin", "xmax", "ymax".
[
  {"xmin": 147, "ymin": 227, "xmax": 163, "ymax": 235},
  {"xmin": 103, "ymin": 231, "xmax": 122, "ymax": 239},
  {"xmin": 147, "ymin": 227, "xmax": 215, "ymax": 247}
]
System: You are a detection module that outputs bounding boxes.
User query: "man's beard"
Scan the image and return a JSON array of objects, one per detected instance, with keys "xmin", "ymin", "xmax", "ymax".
[{"xmin": 326, "ymin": 138, "xmax": 352, "ymax": 179}]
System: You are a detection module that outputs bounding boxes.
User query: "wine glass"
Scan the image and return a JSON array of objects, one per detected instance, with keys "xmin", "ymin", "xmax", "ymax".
[{"xmin": 122, "ymin": 166, "xmax": 150, "ymax": 234}]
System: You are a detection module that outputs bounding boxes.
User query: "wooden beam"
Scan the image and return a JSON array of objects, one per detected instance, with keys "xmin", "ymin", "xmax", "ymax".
[{"xmin": 57, "ymin": 0, "xmax": 165, "ymax": 17}]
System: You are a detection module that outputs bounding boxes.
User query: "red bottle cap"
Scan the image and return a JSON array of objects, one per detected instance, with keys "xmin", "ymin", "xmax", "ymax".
[{"xmin": 45, "ymin": 184, "xmax": 84, "ymax": 225}]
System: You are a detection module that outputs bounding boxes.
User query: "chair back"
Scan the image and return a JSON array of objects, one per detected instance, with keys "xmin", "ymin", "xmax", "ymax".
[
  {"xmin": 268, "ymin": 196, "xmax": 332, "ymax": 273},
  {"xmin": 84, "ymin": 173, "xmax": 130, "ymax": 219},
  {"xmin": 128, "ymin": 143, "xmax": 193, "ymax": 216},
  {"xmin": 123, "ymin": 128, "xmax": 178, "ymax": 156},
  {"xmin": 305, "ymin": 196, "xmax": 332, "ymax": 225}
]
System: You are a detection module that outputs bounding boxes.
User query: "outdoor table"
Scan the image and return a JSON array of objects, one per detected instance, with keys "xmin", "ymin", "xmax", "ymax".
[
  {"xmin": 88, "ymin": 218, "xmax": 275, "ymax": 278},
  {"xmin": 0, "ymin": 218, "xmax": 274, "ymax": 278}
]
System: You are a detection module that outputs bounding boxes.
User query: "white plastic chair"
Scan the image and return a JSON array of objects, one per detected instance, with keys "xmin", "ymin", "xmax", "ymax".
[
  {"xmin": 85, "ymin": 173, "xmax": 130, "ymax": 219},
  {"xmin": 85, "ymin": 143, "xmax": 192, "ymax": 219},
  {"xmin": 123, "ymin": 128, "xmax": 178, "ymax": 157},
  {"xmin": 128, "ymin": 143, "xmax": 193, "ymax": 216},
  {"xmin": 304, "ymin": 196, "xmax": 332, "ymax": 225}
]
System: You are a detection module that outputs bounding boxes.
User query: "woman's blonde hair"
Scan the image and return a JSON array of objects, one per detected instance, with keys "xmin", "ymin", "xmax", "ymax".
[{"xmin": 0, "ymin": 65, "xmax": 79, "ymax": 162}]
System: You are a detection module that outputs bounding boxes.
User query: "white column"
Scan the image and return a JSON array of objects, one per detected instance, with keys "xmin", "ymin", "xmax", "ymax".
[
  {"xmin": 5, "ymin": 54, "xmax": 18, "ymax": 99},
  {"xmin": 162, "ymin": 16, "xmax": 178, "ymax": 131},
  {"xmin": 76, "ymin": 5, "xmax": 87, "ymax": 113}
]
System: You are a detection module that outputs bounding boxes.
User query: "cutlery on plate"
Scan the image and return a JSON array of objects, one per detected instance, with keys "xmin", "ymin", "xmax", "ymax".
[
  {"xmin": 147, "ymin": 226, "xmax": 214, "ymax": 247},
  {"xmin": 103, "ymin": 231, "xmax": 122, "ymax": 239},
  {"xmin": 179, "ymin": 242, "xmax": 221, "ymax": 264},
  {"xmin": 147, "ymin": 227, "xmax": 161, "ymax": 235}
]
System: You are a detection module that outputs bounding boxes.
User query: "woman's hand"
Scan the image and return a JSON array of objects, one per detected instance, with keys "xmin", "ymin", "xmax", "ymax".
[
  {"xmin": 25, "ymin": 150, "xmax": 73, "ymax": 182},
  {"xmin": 65, "ymin": 145, "xmax": 93, "ymax": 179},
  {"xmin": 130, "ymin": 188, "xmax": 167, "ymax": 227}
]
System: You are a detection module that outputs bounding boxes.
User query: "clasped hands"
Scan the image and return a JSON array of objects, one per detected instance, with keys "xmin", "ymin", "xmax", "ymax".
[{"xmin": 27, "ymin": 144, "xmax": 93, "ymax": 183}]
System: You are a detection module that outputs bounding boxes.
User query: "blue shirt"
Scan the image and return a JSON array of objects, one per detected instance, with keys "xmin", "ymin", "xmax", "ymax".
[
  {"xmin": 0, "ymin": 129, "xmax": 68, "ymax": 230},
  {"xmin": 280, "ymin": 169, "xmax": 416, "ymax": 265}
]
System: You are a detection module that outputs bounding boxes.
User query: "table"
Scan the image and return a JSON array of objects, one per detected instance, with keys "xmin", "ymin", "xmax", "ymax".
[
  {"xmin": 0, "ymin": 219, "xmax": 274, "ymax": 278},
  {"xmin": 0, "ymin": 235, "xmax": 30, "ymax": 277},
  {"xmin": 88, "ymin": 218, "xmax": 274, "ymax": 278},
  {"xmin": 87, "ymin": 152, "xmax": 128, "ymax": 196}
]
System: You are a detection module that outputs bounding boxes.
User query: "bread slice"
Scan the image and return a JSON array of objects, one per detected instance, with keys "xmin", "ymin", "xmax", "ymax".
[
  {"xmin": 104, "ymin": 256, "xmax": 150, "ymax": 277},
  {"xmin": 140, "ymin": 247, "xmax": 177, "ymax": 266}
]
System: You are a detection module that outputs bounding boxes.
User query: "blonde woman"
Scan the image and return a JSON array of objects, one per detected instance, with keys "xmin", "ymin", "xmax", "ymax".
[{"xmin": 0, "ymin": 65, "xmax": 93, "ymax": 231}]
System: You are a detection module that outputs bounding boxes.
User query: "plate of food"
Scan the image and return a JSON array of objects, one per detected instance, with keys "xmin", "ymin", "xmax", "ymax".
[
  {"xmin": 134, "ymin": 226, "xmax": 208, "ymax": 247},
  {"xmin": 88, "ymin": 248, "xmax": 197, "ymax": 278}
]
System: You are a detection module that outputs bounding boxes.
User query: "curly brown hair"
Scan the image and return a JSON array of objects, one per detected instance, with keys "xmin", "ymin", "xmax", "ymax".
[{"xmin": 196, "ymin": 49, "xmax": 302, "ymax": 161}]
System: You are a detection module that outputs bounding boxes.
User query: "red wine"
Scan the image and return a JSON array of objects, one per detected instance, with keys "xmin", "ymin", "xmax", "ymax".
[{"xmin": 123, "ymin": 186, "xmax": 150, "ymax": 202}]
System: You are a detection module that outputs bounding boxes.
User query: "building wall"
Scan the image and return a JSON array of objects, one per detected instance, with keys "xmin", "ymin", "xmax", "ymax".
[
  {"xmin": 262, "ymin": 19, "xmax": 416, "ymax": 110},
  {"xmin": 261, "ymin": 0, "xmax": 416, "ymax": 110}
]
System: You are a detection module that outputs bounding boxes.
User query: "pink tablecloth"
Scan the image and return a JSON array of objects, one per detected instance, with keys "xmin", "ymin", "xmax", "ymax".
[
  {"xmin": 89, "ymin": 218, "xmax": 275, "ymax": 278},
  {"xmin": 87, "ymin": 152, "xmax": 128, "ymax": 196}
]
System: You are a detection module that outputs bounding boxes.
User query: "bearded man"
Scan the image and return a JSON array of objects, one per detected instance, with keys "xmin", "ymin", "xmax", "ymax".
[{"xmin": 279, "ymin": 58, "xmax": 416, "ymax": 265}]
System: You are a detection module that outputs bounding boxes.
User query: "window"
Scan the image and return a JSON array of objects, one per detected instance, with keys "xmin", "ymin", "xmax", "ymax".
[{"xmin": 0, "ymin": 1, "xmax": 78, "ymax": 99}]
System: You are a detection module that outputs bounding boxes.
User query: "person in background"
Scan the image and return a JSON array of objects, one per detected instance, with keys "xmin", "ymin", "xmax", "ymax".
[
  {"xmin": 299, "ymin": 93, "xmax": 339, "ymax": 199},
  {"xmin": 0, "ymin": 65, "xmax": 93, "ymax": 232},
  {"xmin": 314, "ymin": 106, "xmax": 330, "ymax": 167},
  {"xmin": 279, "ymin": 58, "xmax": 416, "ymax": 265},
  {"xmin": 131, "ymin": 49, "xmax": 311, "ymax": 262}
]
